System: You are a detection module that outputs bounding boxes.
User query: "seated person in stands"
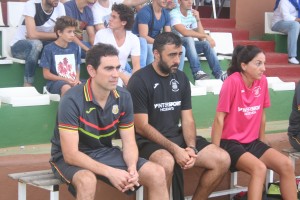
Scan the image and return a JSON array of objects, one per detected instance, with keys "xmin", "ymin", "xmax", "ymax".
[
  {"xmin": 40, "ymin": 16, "xmax": 81, "ymax": 96},
  {"xmin": 288, "ymin": 81, "xmax": 300, "ymax": 150},
  {"xmin": 94, "ymin": 4, "xmax": 140, "ymax": 87},
  {"xmin": 272, "ymin": 0, "xmax": 300, "ymax": 64},
  {"xmin": 92, "ymin": 0, "xmax": 148, "ymax": 31},
  {"xmin": 211, "ymin": 45, "xmax": 297, "ymax": 200},
  {"xmin": 170, "ymin": 0, "xmax": 225, "ymax": 80},
  {"xmin": 127, "ymin": 32, "xmax": 230, "ymax": 200},
  {"xmin": 64, "ymin": 0, "xmax": 97, "ymax": 58},
  {"xmin": 49, "ymin": 43, "xmax": 169, "ymax": 200},
  {"xmin": 132, "ymin": 0, "xmax": 186, "ymax": 70},
  {"xmin": 10, "ymin": 0, "xmax": 66, "ymax": 87}
]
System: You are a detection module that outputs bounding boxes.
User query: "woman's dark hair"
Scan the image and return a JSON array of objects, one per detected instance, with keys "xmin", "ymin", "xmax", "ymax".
[
  {"xmin": 227, "ymin": 45, "xmax": 264, "ymax": 76},
  {"xmin": 112, "ymin": 3, "xmax": 134, "ymax": 30}
]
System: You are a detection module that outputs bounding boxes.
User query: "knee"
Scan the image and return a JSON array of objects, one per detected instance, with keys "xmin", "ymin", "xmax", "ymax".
[
  {"xmin": 61, "ymin": 84, "xmax": 71, "ymax": 96},
  {"xmin": 183, "ymin": 37, "xmax": 194, "ymax": 47},
  {"xmin": 212, "ymin": 148, "xmax": 231, "ymax": 172},
  {"xmin": 30, "ymin": 40, "xmax": 43, "ymax": 52},
  {"xmin": 150, "ymin": 150, "xmax": 175, "ymax": 177},
  {"xmin": 278, "ymin": 158, "xmax": 294, "ymax": 175},
  {"xmin": 73, "ymin": 170, "xmax": 97, "ymax": 193},
  {"xmin": 158, "ymin": 154, "xmax": 175, "ymax": 177},
  {"xmin": 218, "ymin": 150, "xmax": 231, "ymax": 170},
  {"xmin": 289, "ymin": 21, "xmax": 300, "ymax": 33},
  {"xmin": 202, "ymin": 41, "xmax": 212, "ymax": 51},
  {"xmin": 252, "ymin": 162, "xmax": 267, "ymax": 178},
  {"xmin": 151, "ymin": 164, "xmax": 167, "ymax": 186}
]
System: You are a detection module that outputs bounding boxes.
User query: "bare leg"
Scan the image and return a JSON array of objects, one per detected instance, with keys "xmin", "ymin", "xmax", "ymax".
[
  {"xmin": 236, "ymin": 153, "xmax": 267, "ymax": 200},
  {"xmin": 139, "ymin": 161, "xmax": 169, "ymax": 200},
  {"xmin": 72, "ymin": 170, "xmax": 97, "ymax": 200},
  {"xmin": 61, "ymin": 84, "xmax": 71, "ymax": 96},
  {"xmin": 260, "ymin": 148, "xmax": 297, "ymax": 200},
  {"xmin": 149, "ymin": 149, "xmax": 175, "ymax": 190},
  {"xmin": 192, "ymin": 144, "xmax": 230, "ymax": 200}
]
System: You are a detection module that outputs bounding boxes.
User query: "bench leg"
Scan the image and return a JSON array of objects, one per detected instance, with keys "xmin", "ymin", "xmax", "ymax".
[
  {"xmin": 18, "ymin": 182, "xmax": 26, "ymax": 200},
  {"xmin": 265, "ymin": 169, "xmax": 274, "ymax": 191},
  {"xmin": 50, "ymin": 191, "xmax": 59, "ymax": 200},
  {"xmin": 136, "ymin": 186, "xmax": 143, "ymax": 200},
  {"xmin": 289, "ymin": 155, "xmax": 296, "ymax": 169},
  {"xmin": 229, "ymin": 172, "xmax": 238, "ymax": 199}
]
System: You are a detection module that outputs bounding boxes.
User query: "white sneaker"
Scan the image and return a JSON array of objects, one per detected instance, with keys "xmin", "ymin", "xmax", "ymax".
[
  {"xmin": 219, "ymin": 71, "xmax": 228, "ymax": 81},
  {"xmin": 288, "ymin": 57, "xmax": 299, "ymax": 64}
]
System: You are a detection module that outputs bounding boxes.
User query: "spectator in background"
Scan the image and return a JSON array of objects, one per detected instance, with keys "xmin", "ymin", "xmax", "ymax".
[
  {"xmin": 288, "ymin": 81, "xmax": 300, "ymax": 151},
  {"xmin": 170, "ymin": 0, "xmax": 225, "ymax": 80},
  {"xmin": 94, "ymin": 4, "xmax": 140, "ymax": 87},
  {"xmin": 92, "ymin": 0, "xmax": 148, "ymax": 67},
  {"xmin": 39, "ymin": 16, "xmax": 81, "ymax": 96},
  {"xmin": 132, "ymin": 0, "xmax": 186, "ymax": 70},
  {"xmin": 92, "ymin": 0, "xmax": 148, "ymax": 31},
  {"xmin": 211, "ymin": 45, "xmax": 297, "ymax": 200},
  {"xmin": 64, "ymin": 0, "xmax": 96, "ymax": 58},
  {"xmin": 272, "ymin": 0, "xmax": 300, "ymax": 64},
  {"xmin": 10, "ymin": 0, "xmax": 66, "ymax": 87}
]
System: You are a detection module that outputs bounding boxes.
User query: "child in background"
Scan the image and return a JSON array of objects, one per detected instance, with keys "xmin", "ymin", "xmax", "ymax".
[{"xmin": 40, "ymin": 16, "xmax": 81, "ymax": 96}]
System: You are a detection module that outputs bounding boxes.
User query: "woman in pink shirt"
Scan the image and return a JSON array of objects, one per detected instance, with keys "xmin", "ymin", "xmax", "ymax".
[{"xmin": 211, "ymin": 45, "xmax": 297, "ymax": 200}]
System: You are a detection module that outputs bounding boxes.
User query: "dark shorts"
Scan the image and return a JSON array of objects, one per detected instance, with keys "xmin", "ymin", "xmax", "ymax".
[
  {"xmin": 288, "ymin": 134, "xmax": 300, "ymax": 151},
  {"xmin": 50, "ymin": 146, "xmax": 147, "ymax": 196},
  {"xmin": 138, "ymin": 135, "xmax": 211, "ymax": 159},
  {"xmin": 46, "ymin": 80, "xmax": 70, "ymax": 95},
  {"xmin": 220, "ymin": 139, "xmax": 270, "ymax": 172}
]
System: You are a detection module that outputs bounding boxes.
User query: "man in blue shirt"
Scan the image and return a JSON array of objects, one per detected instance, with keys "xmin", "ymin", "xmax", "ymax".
[
  {"xmin": 170, "ymin": 0, "xmax": 225, "ymax": 80},
  {"xmin": 132, "ymin": 0, "xmax": 186, "ymax": 70},
  {"xmin": 64, "ymin": 0, "xmax": 96, "ymax": 58}
]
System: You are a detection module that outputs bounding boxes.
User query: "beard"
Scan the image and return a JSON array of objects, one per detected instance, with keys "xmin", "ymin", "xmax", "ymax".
[
  {"xmin": 46, "ymin": 0, "xmax": 58, "ymax": 7},
  {"xmin": 158, "ymin": 56, "xmax": 179, "ymax": 75}
]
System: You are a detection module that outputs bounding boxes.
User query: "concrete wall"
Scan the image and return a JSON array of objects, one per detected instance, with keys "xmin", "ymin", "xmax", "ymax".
[{"xmin": 230, "ymin": 0, "xmax": 276, "ymax": 39}]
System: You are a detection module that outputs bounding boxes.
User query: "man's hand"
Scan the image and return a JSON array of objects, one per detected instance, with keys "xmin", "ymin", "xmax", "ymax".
[
  {"xmin": 206, "ymin": 35, "xmax": 216, "ymax": 48},
  {"xmin": 66, "ymin": 78, "xmax": 81, "ymax": 87},
  {"xmin": 182, "ymin": 147, "xmax": 197, "ymax": 169},
  {"xmin": 125, "ymin": 167, "xmax": 140, "ymax": 192},
  {"xmin": 191, "ymin": 9, "xmax": 200, "ymax": 21},
  {"xmin": 166, "ymin": 0, "xmax": 176, "ymax": 10},
  {"xmin": 173, "ymin": 147, "xmax": 193, "ymax": 169},
  {"xmin": 107, "ymin": 167, "xmax": 137, "ymax": 193}
]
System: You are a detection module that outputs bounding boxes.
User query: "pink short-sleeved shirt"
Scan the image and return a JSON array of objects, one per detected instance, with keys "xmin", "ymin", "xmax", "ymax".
[{"xmin": 217, "ymin": 72, "xmax": 271, "ymax": 143}]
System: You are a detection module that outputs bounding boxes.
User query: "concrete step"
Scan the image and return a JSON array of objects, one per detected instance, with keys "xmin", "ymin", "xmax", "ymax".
[
  {"xmin": 265, "ymin": 64, "xmax": 300, "ymax": 83},
  {"xmin": 265, "ymin": 52, "xmax": 288, "ymax": 65},
  {"xmin": 201, "ymin": 18, "xmax": 236, "ymax": 29},
  {"xmin": 278, "ymin": 76, "xmax": 300, "ymax": 83},
  {"xmin": 208, "ymin": 28, "xmax": 249, "ymax": 40},
  {"xmin": 233, "ymin": 40, "xmax": 275, "ymax": 52}
]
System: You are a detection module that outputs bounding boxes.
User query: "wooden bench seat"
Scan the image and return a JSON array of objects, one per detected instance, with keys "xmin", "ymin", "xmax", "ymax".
[
  {"xmin": 8, "ymin": 169, "xmax": 62, "ymax": 200},
  {"xmin": 9, "ymin": 169, "xmax": 249, "ymax": 200}
]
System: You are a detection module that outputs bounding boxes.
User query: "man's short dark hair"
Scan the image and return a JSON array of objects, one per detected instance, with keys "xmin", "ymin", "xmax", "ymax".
[
  {"xmin": 112, "ymin": 3, "xmax": 134, "ymax": 30},
  {"xmin": 54, "ymin": 16, "xmax": 77, "ymax": 38},
  {"xmin": 86, "ymin": 43, "xmax": 119, "ymax": 70},
  {"xmin": 153, "ymin": 32, "xmax": 182, "ymax": 53}
]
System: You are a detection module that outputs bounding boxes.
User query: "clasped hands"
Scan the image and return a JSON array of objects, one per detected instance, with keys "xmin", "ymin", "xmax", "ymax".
[
  {"xmin": 108, "ymin": 167, "xmax": 140, "ymax": 193},
  {"xmin": 174, "ymin": 147, "xmax": 198, "ymax": 170}
]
